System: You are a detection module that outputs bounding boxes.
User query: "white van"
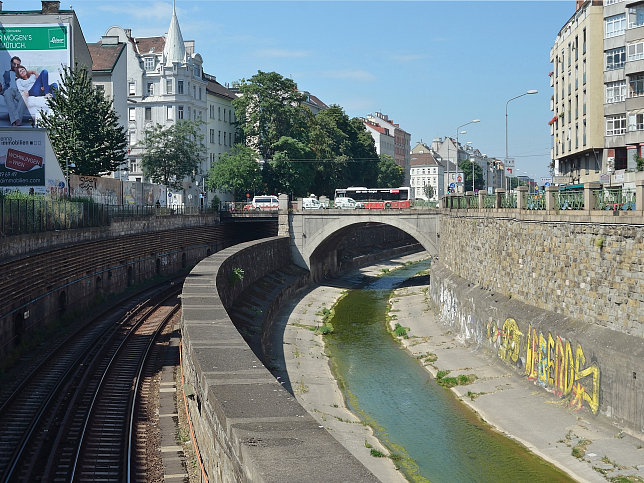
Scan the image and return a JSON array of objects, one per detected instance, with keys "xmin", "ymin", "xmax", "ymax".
[
  {"xmin": 244, "ymin": 195, "xmax": 279, "ymax": 211},
  {"xmin": 302, "ymin": 197, "xmax": 323, "ymax": 210},
  {"xmin": 334, "ymin": 197, "xmax": 358, "ymax": 209}
]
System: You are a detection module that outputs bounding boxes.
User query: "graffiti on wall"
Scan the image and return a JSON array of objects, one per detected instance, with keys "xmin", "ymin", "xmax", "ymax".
[
  {"xmin": 487, "ymin": 320, "xmax": 600, "ymax": 414},
  {"xmin": 438, "ymin": 285, "xmax": 600, "ymax": 415}
]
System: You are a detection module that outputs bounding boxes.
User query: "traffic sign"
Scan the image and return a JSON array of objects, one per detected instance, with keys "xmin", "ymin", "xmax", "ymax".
[{"xmin": 449, "ymin": 182, "xmax": 455, "ymax": 188}]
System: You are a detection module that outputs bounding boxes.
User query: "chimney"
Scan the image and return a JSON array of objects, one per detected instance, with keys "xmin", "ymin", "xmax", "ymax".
[{"xmin": 41, "ymin": 1, "xmax": 60, "ymax": 13}]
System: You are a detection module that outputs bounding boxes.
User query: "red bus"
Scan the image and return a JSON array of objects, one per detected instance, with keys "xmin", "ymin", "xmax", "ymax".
[{"xmin": 334, "ymin": 187, "xmax": 412, "ymax": 209}]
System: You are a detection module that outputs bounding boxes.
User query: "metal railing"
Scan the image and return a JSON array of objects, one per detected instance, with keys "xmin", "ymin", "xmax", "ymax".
[
  {"xmin": 501, "ymin": 193, "xmax": 517, "ymax": 209},
  {"xmin": 0, "ymin": 197, "xmax": 211, "ymax": 237},
  {"xmin": 593, "ymin": 188, "xmax": 636, "ymax": 211},
  {"xmin": 523, "ymin": 193, "xmax": 546, "ymax": 211},
  {"xmin": 554, "ymin": 189, "xmax": 584, "ymax": 210}
]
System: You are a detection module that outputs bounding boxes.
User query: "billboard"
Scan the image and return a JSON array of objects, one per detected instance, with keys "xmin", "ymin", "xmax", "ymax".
[
  {"xmin": 0, "ymin": 130, "xmax": 46, "ymax": 187},
  {"xmin": 0, "ymin": 24, "xmax": 70, "ymax": 127}
]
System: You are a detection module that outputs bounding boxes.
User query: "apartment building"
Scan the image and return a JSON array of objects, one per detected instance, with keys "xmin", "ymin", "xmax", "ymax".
[
  {"xmin": 409, "ymin": 151, "xmax": 443, "ymax": 201},
  {"xmin": 551, "ymin": 0, "xmax": 644, "ymax": 187},
  {"xmin": 365, "ymin": 112, "xmax": 411, "ymax": 185},
  {"xmin": 105, "ymin": 6, "xmax": 207, "ymax": 184},
  {"xmin": 364, "ymin": 118, "xmax": 395, "ymax": 158}
]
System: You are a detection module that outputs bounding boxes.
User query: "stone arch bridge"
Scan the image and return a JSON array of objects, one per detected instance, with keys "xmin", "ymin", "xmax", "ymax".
[{"xmin": 278, "ymin": 206, "xmax": 440, "ymax": 280}]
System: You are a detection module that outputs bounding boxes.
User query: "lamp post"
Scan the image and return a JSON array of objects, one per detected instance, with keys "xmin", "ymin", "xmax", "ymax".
[
  {"xmin": 454, "ymin": 120, "xmax": 479, "ymax": 194},
  {"xmin": 505, "ymin": 90, "xmax": 537, "ymax": 192},
  {"xmin": 65, "ymin": 159, "xmax": 75, "ymax": 198}
]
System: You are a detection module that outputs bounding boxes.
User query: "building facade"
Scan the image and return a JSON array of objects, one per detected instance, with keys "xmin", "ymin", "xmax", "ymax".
[
  {"xmin": 365, "ymin": 112, "xmax": 411, "ymax": 185},
  {"xmin": 364, "ymin": 118, "xmax": 395, "ymax": 159},
  {"xmin": 409, "ymin": 151, "xmax": 443, "ymax": 201},
  {"xmin": 551, "ymin": 0, "xmax": 644, "ymax": 188},
  {"xmin": 105, "ymin": 6, "xmax": 207, "ymax": 190}
]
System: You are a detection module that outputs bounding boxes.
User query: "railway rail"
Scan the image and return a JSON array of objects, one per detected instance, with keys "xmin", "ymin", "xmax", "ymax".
[{"xmin": 0, "ymin": 281, "xmax": 182, "ymax": 482}]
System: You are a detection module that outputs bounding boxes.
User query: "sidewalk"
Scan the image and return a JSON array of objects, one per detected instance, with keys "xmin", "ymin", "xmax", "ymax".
[{"xmin": 272, "ymin": 252, "xmax": 644, "ymax": 482}]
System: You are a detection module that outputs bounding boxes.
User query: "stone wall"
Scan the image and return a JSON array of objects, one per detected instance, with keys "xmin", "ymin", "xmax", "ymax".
[
  {"xmin": 181, "ymin": 237, "xmax": 379, "ymax": 482},
  {"xmin": 0, "ymin": 213, "xmax": 218, "ymax": 261},
  {"xmin": 431, "ymin": 213, "xmax": 644, "ymax": 433}
]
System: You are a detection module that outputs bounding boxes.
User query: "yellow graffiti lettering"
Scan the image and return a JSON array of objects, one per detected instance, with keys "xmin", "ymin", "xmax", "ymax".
[
  {"xmin": 500, "ymin": 318, "xmax": 522, "ymax": 363},
  {"xmin": 554, "ymin": 336, "xmax": 566, "ymax": 395},
  {"xmin": 574, "ymin": 344, "xmax": 600, "ymax": 414},
  {"xmin": 538, "ymin": 332, "xmax": 548, "ymax": 384},
  {"xmin": 547, "ymin": 333, "xmax": 555, "ymax": 386},
  {"xmin": 564, "ymin": 340, "xmax": 574, "ymax": 396}
]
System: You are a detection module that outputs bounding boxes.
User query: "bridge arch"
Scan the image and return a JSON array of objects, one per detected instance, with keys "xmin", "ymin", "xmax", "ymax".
[{"xmin": 288, "ymin": 211, "xmax": 440, "ymax": 277}]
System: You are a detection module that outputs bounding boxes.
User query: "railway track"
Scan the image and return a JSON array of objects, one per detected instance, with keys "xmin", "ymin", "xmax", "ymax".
[{"xmin": 0, "ymin": 282, "xmax": 182, "ymax": 482}]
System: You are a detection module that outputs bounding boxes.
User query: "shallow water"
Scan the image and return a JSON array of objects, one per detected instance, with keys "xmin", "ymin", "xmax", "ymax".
[{"xmin": 325, "ymin": 261, "xmax": 572, "ymax": 483}]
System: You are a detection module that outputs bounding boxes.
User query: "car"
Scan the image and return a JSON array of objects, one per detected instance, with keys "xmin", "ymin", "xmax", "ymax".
[
  {"xmin": 302, "ymin": 197, "xmax": 323, "ymax": 210},
  {"xmin": 333, "ymin": 197, "xmax": 359, "ymax": 209},
  {"xmin": 243, "ymin": 195, "xmax": 279, "ymax": 211}
]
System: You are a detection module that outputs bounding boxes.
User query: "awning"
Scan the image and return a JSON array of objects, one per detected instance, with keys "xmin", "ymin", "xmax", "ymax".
[{"xmin": 548, "ymin": 115, "xmax": 558, "ymax": 125}]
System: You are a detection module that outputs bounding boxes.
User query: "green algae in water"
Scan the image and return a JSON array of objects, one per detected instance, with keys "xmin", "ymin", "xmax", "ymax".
[{"xmin": 324, "ymin": 262, "xmax": 573, "ymax": 483}]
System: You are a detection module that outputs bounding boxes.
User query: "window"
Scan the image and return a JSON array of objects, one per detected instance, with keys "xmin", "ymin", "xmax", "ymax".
[
  {"xmin": 630, "ymin": 73, "xmax": 644, "ymax": 97},
  {"xmin": 218, "ymin": 106, "xmax": 221, "ymax": 120},
  {"xmin": 129, "ymin": 130, "xmax": 136, "ymax": 145},
  {"xmin": 178, "ymin": 106, "xmax": 184, "ymax": 120},
  {"xmin": 96, "ymin": 84, "xmax": 104, "ymax": 92},
  {"xmin": 128, "ymin": 107, "xmax": 135, "ymax": 121},
  {"xmin": 177, "ymin": 80, "xmax": 184, "ymax": 94},
  {"xmin": 218, "ymin": 130, "xmax": 221, "ymax": 144},
  {"xmin": 229, "ymin": 109, "xmax": 233, "ymax": 123},
  {"xmin": 606, "ymin": 115, "xmax": 627, "ymax": 135},
  {"xmin": 128, "ymin": 81, "xmax": 136, "ymax": 95},
  {"xmin": 167, "ymin": 105, "xmax": 173, "ymax": 120},
  {"xmin": 193, "ymin": 86, "xmax": 196, "ymax": 98},
  {"xmin": 166, "ymin": 79, "xmax": 173, "ymax": 94},
  {"xmin": 210, "ymin": 105, "xmax": 215, "ymax": 118},
  {"xmin": 145, "ymin": 107, "xmax": 152, "ymax": 121},
  {"xmin": 147, "ymin": 82, "xmax": 154, "ymax": 96},
  {"xmin": 629, "ymin": 5, "xmax": 644, "ymax": 28},
  {"xmin": 144, "ymin": 57, "xmax": 156, "ymax": 71},
  {"xmin": 210, "ymin": 129, "xmax": 215, "ymax": 143},
  {"xmin": 223, "ymin": 132, "xmax": 227, "ymax": 145},
  {"xmin": 628, "ymin": 41, "xmax": 644, "ymax": 61},
  {"xmin": 223, "ymin": 109, "xmax": 226, "ymax": 122},
  {"xmin": 606, "ymin": 47, "xmax": 626, "ymax": 70},
  {"xmin": 628, "ymin": 111, "xmax": 644, "ymax": 130},
  {"xmin": 605, "ymin": 14, "xmax": 626, "ymax": 38},
  {"xmin": 193, "ymin": 65, "xmax": 200, "ymax": 77},
  {"xmin": 606, "ymin": 80, "xmax": 626, "ymax": 103},
  {"xmin": 199, "ymin": 87, "xmax": 202, "ymax": 100},
  {"xmin": 605, "ymin": 0, "xmax": 623, "ymax": 4}
]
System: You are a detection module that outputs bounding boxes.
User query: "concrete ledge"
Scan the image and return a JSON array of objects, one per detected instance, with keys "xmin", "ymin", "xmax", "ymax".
[{"xmin": 181, "ymin": 236, "xmax": 379, "ymax": 482}]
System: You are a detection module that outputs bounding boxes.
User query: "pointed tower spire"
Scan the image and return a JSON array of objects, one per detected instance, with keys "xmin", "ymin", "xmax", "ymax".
[{"xmin": 163, "ymin": 1, "xmax": 186, "ymax": 65}]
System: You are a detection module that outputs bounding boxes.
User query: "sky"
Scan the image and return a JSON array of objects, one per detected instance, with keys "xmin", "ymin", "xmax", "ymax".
[{"xmin": 16, "ymin": 0, "xmax": 575, "ymax": 181}]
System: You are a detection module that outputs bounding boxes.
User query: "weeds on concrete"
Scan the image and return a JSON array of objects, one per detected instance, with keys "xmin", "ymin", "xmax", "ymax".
[
  {"xmin": 435, "ymin": 370, "xmax": 478, "ymax": 388},
  {"xmin": 572, "ymin": 439, "xmax": 592, "ymax": 459},
  {"xmin": 393, "ymin": 323, "xmax": 408, "ymax": 338}
]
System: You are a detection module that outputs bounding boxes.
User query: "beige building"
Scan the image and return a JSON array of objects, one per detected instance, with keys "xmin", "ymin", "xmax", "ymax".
[{"xmin": 551, "ymin": 0, "xmax": 644, "ymax": 187}]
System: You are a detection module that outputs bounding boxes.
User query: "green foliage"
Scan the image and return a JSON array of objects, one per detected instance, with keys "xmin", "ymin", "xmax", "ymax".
[
  {"xmin": 572, "ymin": 439, "xmax": 592, "ymax": 459},
  {"xmin": 207, "ymin": 144, "xmax": 263, "ymax": 200},
  {"xmin": 435, "ymin": 370, "xmax": 477, "ymax": 388},
  {"xmin": 636, "ymin": 156, "xmax": 644, "ymax": 171},
  {"xmin": 229, "ymin": 267, "xmax": 245, "ymax": 286},
  {"xmin": 458, "ymin": 159, "xmax": 484, "ymax": 191},
  {"xmin": 142, "ymin": 120, "xmax": 205, "ymax": 191},
  {"xmin": 316, "ymin": 323, "xmax": 334, "ymax": 335},
  {"xmin": 393, "ymin": 323, "xmax": 408, "ymax": 338},
  {"xmin": 423, "ymin": 183, "xmax": 435, "ymax": 200},
  {"xmin": 370, "ymin": 449, "xmax": 385, "ymax": 457},
  {"xmin": 264, "ymin": 136, "xmax": 314, "ymax": 197},
  {"xmin": 233, "ymin": 71, "xmax": 308, "ymax": 160},
  {"xmin": 39, "ymin": 63, "xmax": 127, "ymax": 176},
  {"xmin": 377, "ymin": 154, "xmax": 404, "ymax": 188}
]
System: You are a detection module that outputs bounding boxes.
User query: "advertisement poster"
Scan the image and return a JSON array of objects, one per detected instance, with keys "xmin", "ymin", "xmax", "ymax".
[
  {"xmin": 0, "ymin": 130, "xmax": 45, "ymax": 187},
  {"xmin": 0, "ymin": 24, "xmax": 69, "ymax": 127}
]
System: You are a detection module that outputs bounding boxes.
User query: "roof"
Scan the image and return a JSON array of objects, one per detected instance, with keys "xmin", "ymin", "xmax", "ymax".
[
  {"xmin": 410, "ymin": 152, "xmax": 441, "ymax": 167},
  {"xmin": 306, "ymin": 93, "xmax": 328, "ymax": 110},
  {"xmin": 88, "ymin": 41, "xmax": 126, "ymax": 72},
  {"xmin": 204, "ymin": 74, "xmax": 236, "ymax": 100},
  {"xmin": 132, "ymin": 36, "xmax": 165, "ymax": 56},
  {"xmin": 163, "ymin": 5, "xmax": 186, "ymax": 65}
]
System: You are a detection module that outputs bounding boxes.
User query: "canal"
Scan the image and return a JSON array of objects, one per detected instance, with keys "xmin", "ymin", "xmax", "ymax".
[{"xmin": 324, "ymin": 259, "xmax": 572, "ymax": 483}]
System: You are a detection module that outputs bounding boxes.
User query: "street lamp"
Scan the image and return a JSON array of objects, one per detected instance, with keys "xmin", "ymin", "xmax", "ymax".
[
  {"xmin": 454, "ymin": 119, "xmax": 479, "ymax": 194},
  {"xmin": 505, "ymin": 90, "xmax": 537, "ymax": 192},
  {"xmin": 65, "ymin": 159, "xmax": 75, "ymax": 198}
]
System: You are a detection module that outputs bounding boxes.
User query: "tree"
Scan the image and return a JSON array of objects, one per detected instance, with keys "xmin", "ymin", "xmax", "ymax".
[
  {"xmin": 40, "ymin": 64, "xmax": 127, "ymax": 176},
  {"xmin": 264, "ymin": 136, "xmax": 314, "ymax": 197},
  {"xmin": 307, "ymin": 105, "xmax": 378, "ymax": 195},
  {"xmin": 459, "ymin": 159, "xmax": 484, "ymax": 191},
  {"xmin": 207, "ymin": 144, "xmax": 263, "ymax": 200},
  {"xmin": 141, "ymin": 120, "xmax": 205, "ymax": 191},
  {"xmin": 376, "ymin": 154, "xmax": 404, "ymax": 187},
  {"xmin": 233, "ymin": 71, "xmax": 309, "ymax": 160},
  {"xmin": 423, "ymin": 184, "xmax": 435, "ymax": 200}
]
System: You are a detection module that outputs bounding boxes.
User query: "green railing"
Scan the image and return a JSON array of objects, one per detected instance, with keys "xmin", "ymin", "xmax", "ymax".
[
  {"xmin": 468, "ymin": 196, "xmax": 479, "ymax": 209},
  {"xmin": 483, "ymin": 195, "xmax": 496, "ymax": 208},
  {"xmin": 555, "ymin": 189, "xmax": 584, "ymax": 210},
  {"xmin": 501, "ymin": 193, "xmax": 517, "ymax": 208},
  {"xmin": 457, "ymin": 197, "xmax": 468, "ymax": 209},
  {"xmin": 593, "ymin": 188, "xmax": 636, "ymax": 211},
  {"xmin": 524, "ymin": 193, "xmax": 546, "ymax": 210}
]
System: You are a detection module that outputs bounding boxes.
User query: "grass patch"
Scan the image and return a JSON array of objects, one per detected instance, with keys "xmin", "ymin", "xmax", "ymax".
[
  {"xmin": 370, "ymin": 449, "xmax": 385, "ymax": 457},
  {"xmin": 393, "ymin": 323, "xmax": 408, "ymax": 338},
  {"xmin": 423, "ymin": 353, "xmax": 438, "ymax": 363},
  {"xmin": 316, "ymin": 323, "xmax": 334, "ymax": 335},
  {"xmin": 572, "ymin": 439, "xmax": 592, "ymax": 459},
  {"xmin": 608, "ymin": 477, "xmax": 644, "ymax": 483},
  {"xmin": 435, "ymin": 370, "xmax": 478, "ymax": 388},
  {"xmin": 467, "ymin": 390, "xmax": 486, "ymax": 401}
]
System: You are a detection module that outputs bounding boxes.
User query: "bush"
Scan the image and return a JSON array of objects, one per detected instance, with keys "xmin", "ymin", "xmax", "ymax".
[{"xmin": 393, "ymin": 323, "xmax": 408, "ymax": 338}]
